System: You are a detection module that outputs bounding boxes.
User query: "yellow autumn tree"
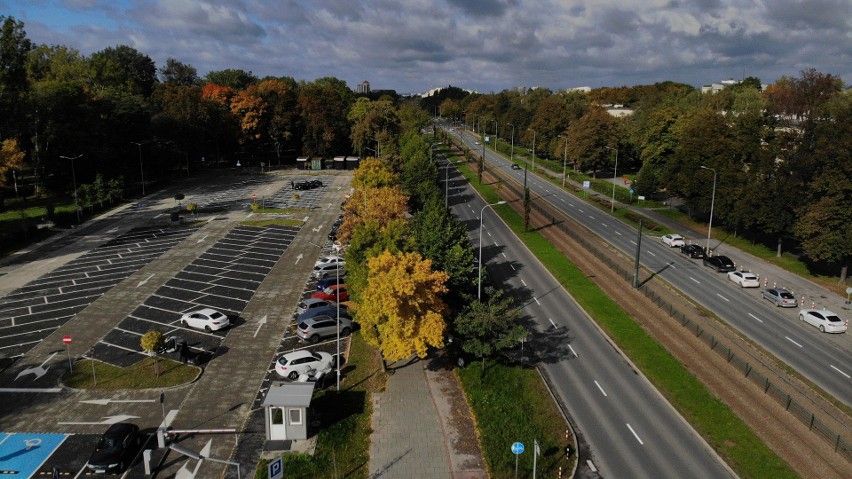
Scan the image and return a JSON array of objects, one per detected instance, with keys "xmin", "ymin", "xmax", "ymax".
[
  {"xmin": 0, "ymin": 139, "xmax": 25, "ymax": 188},
  {"xmin": 355, "ymin": 250, "xmax": 449, "ymax": 368},
  {"xmin": 230, "ymin": 89, "xmax": 266, "ymax": 142},
  {"xmin": 351, "ymin": 156, "xmax": 398, "ymax": 189},
  {"xmin": 338, "ymin": 185, "xmax": 408, "ymax": 243}
]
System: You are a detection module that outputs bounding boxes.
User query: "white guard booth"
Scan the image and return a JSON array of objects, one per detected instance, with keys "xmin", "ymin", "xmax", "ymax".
[{"xmin": 262, "ymin": 382, "xmax": 315, "ymax": 441}]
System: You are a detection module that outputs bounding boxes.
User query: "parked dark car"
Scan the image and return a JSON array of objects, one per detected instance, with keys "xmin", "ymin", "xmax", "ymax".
[
  {"xmin": 680, "ymin": 244, "xmax": 706, "ymax": 259},
  {"xmin": 86, "ymin": 423, "xmax": 141, "ymax": 473},
  {"xmin": 703, "ymin": 255, "xmax": 736, "ymax": 272}
]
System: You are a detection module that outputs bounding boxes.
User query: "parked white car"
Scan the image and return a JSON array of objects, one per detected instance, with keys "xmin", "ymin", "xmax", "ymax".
[
  {"xmin": 314, "ymin": 255, "xmax": 344, "ymax": 267},
  {"xmin": 798, "ymin": 309, "xmax": 847, "ymax": 334},
  {"xmin": 727, "ymin": 271, "xmax": 760, "ymax": 288},
  {"xmin": 661, "ymin": 234, "xmax": 685, "ymax": 247},
  {"xmin": 179, "ymin": 308, "xmax": 230, "ymax": 332},
  {"xmin": 275, "ymin": 350, "xmax": 334, "ymax": 380}
]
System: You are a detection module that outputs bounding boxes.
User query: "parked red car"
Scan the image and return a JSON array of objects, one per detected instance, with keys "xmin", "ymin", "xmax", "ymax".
[{"xmin": 311, "ymin": 284, "xmax": 348, "ymax": 302}]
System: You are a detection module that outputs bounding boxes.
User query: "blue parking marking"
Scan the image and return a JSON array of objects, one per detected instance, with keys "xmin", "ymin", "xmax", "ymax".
[{"xmin": 0, "ymin": 433, "xmax": 67, "ymax": 478}]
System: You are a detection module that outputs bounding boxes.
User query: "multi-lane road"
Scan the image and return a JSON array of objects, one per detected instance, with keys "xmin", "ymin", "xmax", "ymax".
[
  {"xmin": 449, "ymin": 126, "xmax": 852, "ymax": 408},
  {"xmin": 442, "ymin": 150, "xmax": 735, "ymax": 477}
]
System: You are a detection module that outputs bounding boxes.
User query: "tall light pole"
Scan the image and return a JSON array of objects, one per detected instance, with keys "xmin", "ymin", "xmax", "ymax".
[
  {"xmin": 508, "ymin": 123, "xmax": 515, "ymax": 164},
  {"xmin": 478, "ymin": 200, "xmax": 507, "ymax": 301},
  {"xmin": 59, "ymin": 154, "xmax": 83, "ymax": 224},
  {"xmin": 559, "ymin": 135, "xmax": 568, "ymax": 187},
  {"xmin": 530, "ymin": 129, "xmax": 536, "ymax": 173},
  {"xmin": 442, "ymin": 160, "xmax": 462, "ymax": 209},
  {"xmin": 700, "ymin": 166, "xmax": 717, "ymax": 255},
  {"xmin": 130, "ymin": 141, "xmax": 149, "ymax": 196},
  {"xmin": 605, "ymin": 146, "xmax": 619, "ymax": 213},
  {"xmin": 493, "ymin": 120, "xmax": 498, "ymax": 153}
]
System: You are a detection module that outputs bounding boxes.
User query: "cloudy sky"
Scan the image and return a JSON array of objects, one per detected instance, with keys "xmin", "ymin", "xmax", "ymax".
[{"xmin": 3, "ymin": 0, "xmax": 850, "ymax": 94}]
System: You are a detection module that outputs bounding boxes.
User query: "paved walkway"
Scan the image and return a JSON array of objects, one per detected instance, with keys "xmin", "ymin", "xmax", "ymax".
[{"xmin": 369, "ymin": 356, "xmax": 487, "ymax": 479}]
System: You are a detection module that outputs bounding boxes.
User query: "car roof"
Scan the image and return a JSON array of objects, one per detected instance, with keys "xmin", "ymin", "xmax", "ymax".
[
  {"xmin": 301, "ymin": 298, "xmax": 331, "ymax": 306},
  {"xmin": 281, "ymin": 349, "xmax": 317, "ymax": 360},
  {"xmin": 192, "ymin": 307, "xmax": 220, "ymax": 315},
  {"xmin": 103, "ymin": 422, "xmax": 138, "ymax": 435}
]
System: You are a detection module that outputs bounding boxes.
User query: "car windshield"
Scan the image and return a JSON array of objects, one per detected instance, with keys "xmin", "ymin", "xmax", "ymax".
[
  {"xmin": 209, "ymin": 312, "xmax": 224, "ymax": 319},
  {"xmin": 297, "ymin": 301, "xmax": 307, "ymax": 309},
  {"xmin": 323, "ymin": 287, "xmax": 334, "ymax": 294},
  {"xmin": 97, "ymin": 437, "xmax": 118, "ymax": 450},
  {"xmin": 826, "ymin": 315, "xmax": 841, "ymax": 323},
  {"xmin": 310, "ymin": 352, "xmax": 322, "ymax": 360},
  {"xmin": 780, "ymin": 292, "xmax": 794, "ymax": 299}
]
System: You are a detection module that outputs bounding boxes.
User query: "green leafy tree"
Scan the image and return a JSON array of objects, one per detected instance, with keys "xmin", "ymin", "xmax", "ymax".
[
  {"xmin": 453, "ymin": 288, "xmax": 526, "ymax": 371},
  {"xmin": 0, "ymin": 16, "xmax": 32, "ymax": 139},
  {"xmin": 566, "ymin": 107, "xmax": 624, "ymax": 177},
  {"xmin": 88, "ymin": 45, "xmax": 157, "ymax": 97},
  {"xmin": 204, "ymin": 69, "xmax": 257, "ymax": 89},
  {"xmin": 410, "ymin": 197, "xmax": 476, "ymax": 298},
  {"xmin": 158, "ymin": 58, "xmax": 199, "ymax": 86}
]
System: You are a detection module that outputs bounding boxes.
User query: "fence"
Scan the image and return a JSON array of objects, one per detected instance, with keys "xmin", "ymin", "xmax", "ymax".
[{"xmin": 493, "ymin": 172, "xmax": 852, "ymax": 463}]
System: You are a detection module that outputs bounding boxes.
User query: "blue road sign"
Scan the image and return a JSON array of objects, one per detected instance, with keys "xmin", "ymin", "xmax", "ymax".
[
  {"xmin": 268, "ymin": 456, "xmax": 283, "ymax": 479},
  {"xmin": 511, "ymin": 442, "xmax": 525, "ymax": 455}
]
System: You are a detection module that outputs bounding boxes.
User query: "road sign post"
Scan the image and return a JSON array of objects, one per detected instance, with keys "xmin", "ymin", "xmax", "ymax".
[
  {"xmin": 63, "ymin": 335, "xmax": 73, "ymax": 372},
  {"xmin": 90, "ymin": 347, "xmax": 96, "ymax": 386},
  {"xmin": 511, "ymin": 442, "xmax": 524, "ymax": 479}
]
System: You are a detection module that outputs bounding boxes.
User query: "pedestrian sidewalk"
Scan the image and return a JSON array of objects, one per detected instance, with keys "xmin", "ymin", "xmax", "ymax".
[{"xmin": 369, "ymin": 355, "xmax": 487, "ymax": 479}]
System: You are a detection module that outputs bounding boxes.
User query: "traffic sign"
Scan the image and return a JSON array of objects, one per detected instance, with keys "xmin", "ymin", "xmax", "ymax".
[
  {"xmin": 511, "ymin": 442, "xmax": 524, "ymax": 455},
  {"xmin": 268, "ymin": 456, "xmax": 283, "ymax": 479},
  {"xmin": 62, "ymin": 335, "xmax": 72, "ymax": 345},
  {"xmin": 582, "ymin": 181, "xmax": 590, "ymax": 189}
]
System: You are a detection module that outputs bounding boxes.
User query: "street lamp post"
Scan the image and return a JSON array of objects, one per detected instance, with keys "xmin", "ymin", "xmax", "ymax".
[
  {"xmin": 478, "ymin": 200, "xmax": 507, "ymax": 301},
  {"xmin": 508, "ymin": 123, "xmax": 515, "ymax": 164},
  {"xmin": 493, "ymin": 120, "xmax": 498, "ymax": 153},
  {"xmin": 700, "ymin": 166, "xmax": 717, "ymax": 255},
  {"xmin": 130, "ymin": 141, "xmax": 149, "ymax": 196},
  {"xmin": 559, "ymin": 135, "xmax": 568, "ymax": 187},
  {"xmin": 59, "ymin": 154, "xmax": 83, "ymax": 224},
  {"xmin": 442, "ymin": 160, "xmax": 462, "ymax": 209},
  {"xmin": 530, "ymin": 129, "xmax": 536, "ymax": 173},
  {"xmin": 605, "ymin": 146, "xmax": 619, "ymax": 213}
]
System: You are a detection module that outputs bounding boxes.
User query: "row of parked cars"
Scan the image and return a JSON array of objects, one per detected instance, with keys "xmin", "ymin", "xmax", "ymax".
[
  {"xmin": 292, "ymin": 179, "xmax": 323, "ymax": 190},
  {"xmin": 276, "ymin": 253, "xmax": 355, "ymax": 381},
  {"xmin": 661, "ymin": 233, "xmax": 847, "ymax": 334}
]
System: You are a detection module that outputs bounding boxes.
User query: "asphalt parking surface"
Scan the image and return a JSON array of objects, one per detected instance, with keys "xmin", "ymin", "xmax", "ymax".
[
  {"xmin": 94, "ymin": 224, "xmax": 300, "ymax": 368},
  {"xmin": 0, "ymin": 225, "xmax": 199, "ymax": 361},
  {"xmin": 1, "ymin": 169, "xmax": 352, "ymax": 478}
]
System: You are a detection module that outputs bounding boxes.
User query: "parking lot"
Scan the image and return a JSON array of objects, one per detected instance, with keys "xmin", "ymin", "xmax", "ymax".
[
  {"xmin": 0, "ymin": 169, "xmax": 353, "ymax": 478},
  {"xmin": 0, "ymin": 225, "xmax": 198, "ymax": 361}
]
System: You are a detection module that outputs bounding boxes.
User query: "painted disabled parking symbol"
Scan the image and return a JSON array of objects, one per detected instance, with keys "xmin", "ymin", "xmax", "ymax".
[{"xmin": 24, "ymin": 438, "xmax": 42, "ymax": 450}]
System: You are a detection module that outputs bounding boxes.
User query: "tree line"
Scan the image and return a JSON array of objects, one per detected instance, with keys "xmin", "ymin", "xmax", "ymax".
[{"xmin": 430, "ymin": 73, "xmax": 850, "ymax": 282}]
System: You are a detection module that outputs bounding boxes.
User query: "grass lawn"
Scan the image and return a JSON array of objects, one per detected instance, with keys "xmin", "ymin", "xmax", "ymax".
[
  {"xmin": 458, "ymin": 361, "xmax": 573, "ymax": 479},
  {"xmin": 241, "ymin": 218, "xmax": 305, "ymax": 228},
  {"xmin": 449, "ymin": 152, "xmax": 797, "ymax": 479},
  {"xmin": 64, "ymin": 357, "xmax": 200, "ymax": 389},
  {"xmin": 255, "ymin": 333, "xmax": 387, "ymax": 479}
]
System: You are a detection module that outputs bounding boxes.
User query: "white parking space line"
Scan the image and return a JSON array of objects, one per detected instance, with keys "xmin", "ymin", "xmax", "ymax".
[
  {"xmin": 647, "ymin": 251, "xmax": 656, "ymax": 257},
  {"xmin": 568, "ymin": 345, "xmax": 578, "ymax": 357},
  {"xmin": 534, "ymin": 297, "xmax": 541, "ymax": 305},
  {"xmin": 601, "ymin": 223, "xmax": 608, "ymax": 227},
  {"xmin": 830, "ymin": 365, "xmax": 850, "ymax": 379},
  {"xmin": 594, "ymin": 380, "xmax": 607, "ymax": 397},
  {"xmin": 548, "ymin": 318, "xmax": 557, "ymax": 328},
  {"xmin": 626, "ymin": 423, "xmax": 644, "ymax": 445},
  {"xmin": 716, "ymin": 293, "xmax": 730, "ymax": 302},
  {"xmin": 748, "ymin": 313, "xmax": 764, "ymax": 323},
  {"xmin": 785, "ymin": 336, "xmax": 803, "ymax": 348}
]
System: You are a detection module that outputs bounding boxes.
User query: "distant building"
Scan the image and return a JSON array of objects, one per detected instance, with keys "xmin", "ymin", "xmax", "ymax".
[
  {"xmin": 701, "ymin": 78, "xmax": 741, "ymax": 94},
  {"xmin": 604, "ymin": 104, "xmax": 635, "ymax": 118},
  {"xmin": 356, "ymin": 80, "xmax": 371, "ymax": 94},
  {"xmin": 567, "ymin": 86, "xmax": 592, "ymax": 93}
]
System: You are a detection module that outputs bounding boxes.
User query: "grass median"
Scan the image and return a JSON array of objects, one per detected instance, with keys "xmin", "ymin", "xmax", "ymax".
[{"xmin": 449, "ymin": 153, "xmax": 797, "ymax": 479}]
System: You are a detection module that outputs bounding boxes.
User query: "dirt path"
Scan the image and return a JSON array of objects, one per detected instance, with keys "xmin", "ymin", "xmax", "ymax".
[{"xmin": 469, "ymin": 158, "xmax": 851, "ymax": 478}]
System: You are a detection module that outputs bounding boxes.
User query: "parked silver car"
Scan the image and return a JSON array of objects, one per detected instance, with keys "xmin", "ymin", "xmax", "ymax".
[
  {"xmin": 312, "ymin": 262, "xmax": 346, "ymax": 279},
  {"xmin": 296, "ymin": 315, "xmax": 354, "ymax": 343},
  {"xmin": 761, "ymin": 288, "xmax": 797, "ymax": 308}
]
